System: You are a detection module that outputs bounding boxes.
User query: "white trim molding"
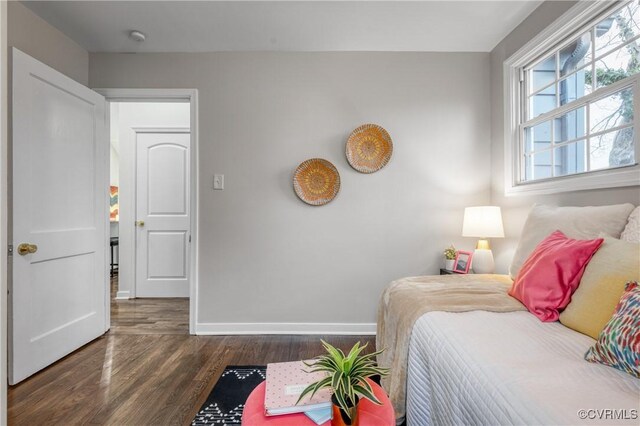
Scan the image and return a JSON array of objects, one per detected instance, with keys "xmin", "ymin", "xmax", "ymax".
[
  {"xmin": 95, "ymin": 88, "xmax": 199, "ymax": 335},
  {"xmin": 131, "ymin": 126, "xmax": 190, "ymax": 133},
  {"xmin": 115, "ymin": 290, "xmax": 131, "ymax": 300},
  {"xmin": 503, "ymin": 0, "xmax": 640, "ymax": 196},
  {"xmin": 195, "ymin": 322, "xmax": 377, "ymax": 336},
  {"xmin": 0, "ymin": 2, "xmax": 7, "ymax": 424}
]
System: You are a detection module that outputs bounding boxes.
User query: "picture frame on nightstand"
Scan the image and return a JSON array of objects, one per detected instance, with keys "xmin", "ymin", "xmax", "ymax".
[{"xmin": 453, "ymin": 250, "xmax": 473, "ymax": 274}]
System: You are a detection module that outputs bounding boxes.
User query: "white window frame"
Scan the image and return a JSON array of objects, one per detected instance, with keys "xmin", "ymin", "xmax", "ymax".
[{"xmin": 504, "ymin": 0, "xmax": 640, "ymax": 196}]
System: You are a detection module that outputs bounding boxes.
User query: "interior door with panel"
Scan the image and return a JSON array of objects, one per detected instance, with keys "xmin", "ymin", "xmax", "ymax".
[
  {"xmin": 11, "ymin": 48, "xmax": 108, "ymax": 384},
  {"xmin": 135, "ymin": 130, "xmax": 190, "ymax": 298}
]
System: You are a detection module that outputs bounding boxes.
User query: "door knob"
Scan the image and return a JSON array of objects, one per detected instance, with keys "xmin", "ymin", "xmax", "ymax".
[
  {"xmin": 17, "ymin": 243, "xmax": 38, "ymax": 256},
  {"xmin": 135, "ymin": 220, "xmax": 145, "ymax": 227}
]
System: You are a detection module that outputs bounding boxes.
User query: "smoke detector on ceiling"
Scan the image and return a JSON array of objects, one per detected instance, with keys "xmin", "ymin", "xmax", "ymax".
[{"xmin": 129, "ymin": 30, "xmax": 146, "ymax": 42}]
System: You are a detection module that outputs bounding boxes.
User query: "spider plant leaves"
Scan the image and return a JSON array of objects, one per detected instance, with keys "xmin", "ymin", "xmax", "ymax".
[
  {"xmin": 295, "ymin": 376, "xmax": 332, "ymax": 406},
  {"xmin": 295, "ymin": 340, "xmax": 390, "ymax": 417},
  {"xmin": 331, "ymin": 370, "xmax": 343, "ymax": 390},
  {"xmin": 295, "ymin": 382, "xmax": 317, "ymax": 406},
  {"xmin": 311, "ymin": 357, "xmax": 340, "ymax": 371},
  {"xmin": 346, "ymin": 341, "xmax": 367, "ymax": 361},
  {"xmin": 308, "ymin": 376, "xmax": 332, "ymax": 400},
  {"xmin": 342, "ymin": 341, "xmax": 366, "ymax": 372},
  {"xmin": 341, "ymin": 375, "xmax": 356, "ymax": 404},
  {"xmin": 321, "ymin": 339, "xmax": 344, "ymax": 360},
  {"xmin": 333, "ymin": 388, "xmax": 351, "ymax": 417},
  {"xmin": 355, "ymin": 348, "xmax": 385, "ymax": 362},
  {"xmin": 353, "ymin": 383, "xmax": 382, "ymax": 406}
]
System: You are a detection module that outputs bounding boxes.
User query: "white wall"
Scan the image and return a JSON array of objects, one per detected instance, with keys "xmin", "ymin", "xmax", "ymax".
[
  {"xmin": 7, "ymin": 2, "xmax": 88, "ymax": 85},
  {"xmin": 111, "ymin": 102, "xmax": 190, "ymax": 299},
  {"xmin": 90, "ymin": 52, "xmax": 492, "ymax": 328},
  {"xmin": 110, "ymin": 103, "xmax": 120, "ymax": 187},
  {"xmin": 490, "ymin": 1, "xmax": 640, "ymax": 274},
  {"xmin": 110, "ymin": 147, "xmax": 119, "ymax": 187}
]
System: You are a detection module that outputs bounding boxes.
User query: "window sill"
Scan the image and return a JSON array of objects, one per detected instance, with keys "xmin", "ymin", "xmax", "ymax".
[{"xmin": 505, "ymin": 164, "xmax": 640, "ymax": 196}]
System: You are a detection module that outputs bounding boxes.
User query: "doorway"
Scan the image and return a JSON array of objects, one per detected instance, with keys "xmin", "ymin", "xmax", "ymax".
[
  {"xmin": 10, "ymin": 51, "xmax": 199, "ymax": 385},
  {"xmin": 108, "ymin": 99, "xmax": 196, "ymax": 333}
]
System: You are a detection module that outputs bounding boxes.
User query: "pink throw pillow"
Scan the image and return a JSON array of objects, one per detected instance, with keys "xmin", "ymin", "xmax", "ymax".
[{"xmin": 509, "ymin": 230, "xmax": 603, "ymax": 322}]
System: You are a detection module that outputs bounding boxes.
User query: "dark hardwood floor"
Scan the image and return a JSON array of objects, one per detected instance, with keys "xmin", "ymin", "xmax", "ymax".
[
  {"xmin": 109, "ymin": 277, "xmax": 190, "ymax": 335},
  {"xmin": 8, "ymin": 276, "xmax": 375, "ymax": 425}
]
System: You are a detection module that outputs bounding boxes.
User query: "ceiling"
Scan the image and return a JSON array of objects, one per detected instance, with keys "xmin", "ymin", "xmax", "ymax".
[{"xmin": 22, "ymin": 1, "xmax": 542, "ymax": 53}]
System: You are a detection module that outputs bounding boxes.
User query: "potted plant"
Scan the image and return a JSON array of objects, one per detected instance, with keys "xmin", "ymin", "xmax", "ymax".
[
  {"xmin": 443, "ymin": 245, "xmax": 457, "ymax": 270},
  {"xmin": 296, "ymin": 340, "xmax": 389, "ymax": 426}
]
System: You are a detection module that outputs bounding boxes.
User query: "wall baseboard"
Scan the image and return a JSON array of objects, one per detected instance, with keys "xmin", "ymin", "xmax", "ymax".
[
  {"xmin": 115, "ymin": 290, "xmax": 131, "ymax": 300},
  {"xmin": 195, "ymin": 322, "xmax": 376, "ymax": 336}
]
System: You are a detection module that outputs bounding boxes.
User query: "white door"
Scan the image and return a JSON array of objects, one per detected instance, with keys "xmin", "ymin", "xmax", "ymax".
[
  {"xmin": 135, "ymin": 130, "xmax": 190, "ymax": 297},
  {"xmin": 11, "ymin": 49, "xmax": 108, "ymax": 384}
]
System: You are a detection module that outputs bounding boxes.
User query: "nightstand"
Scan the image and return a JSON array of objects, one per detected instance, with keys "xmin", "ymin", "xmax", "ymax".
[{"xmin": 439, "ymin": 268, "xmax": 455, "ymax": 275}]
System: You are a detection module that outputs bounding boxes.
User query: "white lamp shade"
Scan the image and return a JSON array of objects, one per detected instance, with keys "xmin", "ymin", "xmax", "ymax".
[{"xmin": 462, "ymin": 206, "xmax": 504, "ymax": 238}]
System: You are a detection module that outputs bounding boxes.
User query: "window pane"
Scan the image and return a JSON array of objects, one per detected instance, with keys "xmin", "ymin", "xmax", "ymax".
[
  {"xmin": 590, "ymin": 87, "xmax": 633, "ymax": 133},
  {"xmin": 554, "ymin": 140, "xmax": 587, "ymax": 176},
  {"xmin": 525, "ymin": 120, "xmax": 551, "ymax": 152},
  {"xmin": 590, "ymin": 127, "xmax": 635, "ymax": 170},
  {"xmin": 559, "ymin": 67, "xmax": 591, "ymax": 106},
  {"xmin": 532, "ymin": 150, "xmax": 553, "ymax": 180},
  {"xmin": 560, "ymin": 32, "xmax": 592, "ymax": 77},
  {"xmin": 530, "ymin": 55, "xmax": 556, "ymax": 93},
  {"xmin": 594, "ymin": 2, "xmax": 640, "ymax": 59},
  {"xmin": 554, "ymin": 106, "xmax": 587, "ymax": 143},
  {"xmin": 529, "ymin": 85, "xmax": 557, "ymax": 119},
  {"xmin": 595, "ymin": 47, "xmax": 640, "ymax": 89}
]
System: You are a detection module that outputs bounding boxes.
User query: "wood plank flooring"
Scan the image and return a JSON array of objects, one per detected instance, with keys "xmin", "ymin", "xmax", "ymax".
[
  {"xmin": 8, "ymin": 276, "xmax": 375, "ymax": 425},
  {"xmin": 110, "ymin": 277, "xmax": 190, "ymax": 335}
]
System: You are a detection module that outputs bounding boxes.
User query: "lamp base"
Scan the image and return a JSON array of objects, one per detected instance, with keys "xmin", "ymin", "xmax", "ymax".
[{"xmin": 472, "ymin": 248, "xmax": 495, "ymax": 274}]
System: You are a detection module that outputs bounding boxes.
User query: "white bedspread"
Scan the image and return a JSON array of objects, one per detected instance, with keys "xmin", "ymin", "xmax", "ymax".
[{"xmin": 406, "ymin": 311, "xmax": 640, "ymax": 426}]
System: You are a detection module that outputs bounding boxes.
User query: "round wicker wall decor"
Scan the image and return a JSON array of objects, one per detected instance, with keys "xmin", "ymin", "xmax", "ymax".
[
  {"xmin": 293, "ymin": 159, "xmax": 340, "ymax": 206},
  {"xmin": 346, "ymin": 124, "xmax": 393, "ymax": 173}
]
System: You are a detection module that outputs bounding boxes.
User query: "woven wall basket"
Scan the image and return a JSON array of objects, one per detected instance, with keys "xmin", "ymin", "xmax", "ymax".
[
  {"xmin": 293, "ymin": 158, "xmax": 340, "ymax": 206},
  {"xmin": 346, "ymin": 124, "xmax": 393, "ymax": 173}
]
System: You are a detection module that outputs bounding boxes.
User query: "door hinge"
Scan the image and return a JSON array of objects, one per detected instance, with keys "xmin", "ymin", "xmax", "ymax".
[
  {"xmin": 519, "ymin": 68, "xmax": 524, "ymax": 83},
  {"xmin": 189, "ymin": 234, "xmax": 192, "ymax": 243},
  {"xmin": 7, "ymin": 244, "xmax": 13, "ymax": 256}
]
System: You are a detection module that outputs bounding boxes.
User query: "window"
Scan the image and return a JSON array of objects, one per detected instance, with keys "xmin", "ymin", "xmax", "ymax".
[{"xmin": 505, "ymin": 1, "xmax": 640, "ymax": 195}]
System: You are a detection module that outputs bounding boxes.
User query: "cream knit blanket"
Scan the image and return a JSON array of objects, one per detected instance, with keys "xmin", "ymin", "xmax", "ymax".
[{"xmin": 376, "ymin": 274, "xmax": 526, "ymax": 421}]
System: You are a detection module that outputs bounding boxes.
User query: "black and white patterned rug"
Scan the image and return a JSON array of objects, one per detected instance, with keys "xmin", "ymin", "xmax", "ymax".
[{"xmin": 191, "ymin": 366, "xmax": 266, "ymax": 425}]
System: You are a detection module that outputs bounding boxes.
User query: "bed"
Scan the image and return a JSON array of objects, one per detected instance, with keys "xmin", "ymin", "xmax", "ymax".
[
  {"xmin": 406, "ymin": 310, "xmax": 640, "ymax": 425},
  {"xmin": 376, "ymin": 204, "xmax": 640, "ymax": 425}
]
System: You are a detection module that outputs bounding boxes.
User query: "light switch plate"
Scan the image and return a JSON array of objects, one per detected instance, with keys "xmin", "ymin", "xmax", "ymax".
[{"xmin": 213, "ymin": 174, "xmax": 224, "ymax": 190}]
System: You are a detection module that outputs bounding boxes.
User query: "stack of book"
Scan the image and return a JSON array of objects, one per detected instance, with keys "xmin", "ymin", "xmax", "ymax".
[{"xmin": 264, "ymin": 360, "xmax": 332, "ymax": 425}]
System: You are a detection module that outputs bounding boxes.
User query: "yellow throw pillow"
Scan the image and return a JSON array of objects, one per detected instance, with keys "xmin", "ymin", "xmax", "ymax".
[{"xmin": 559, "ymin": 235, "xmax": 640, "ymax": 339}]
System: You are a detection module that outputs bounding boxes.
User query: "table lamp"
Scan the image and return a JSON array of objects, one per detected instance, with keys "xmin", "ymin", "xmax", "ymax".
[{"xmin": 462, "ymin": 206, "xmax": 504, "ymax": 274}]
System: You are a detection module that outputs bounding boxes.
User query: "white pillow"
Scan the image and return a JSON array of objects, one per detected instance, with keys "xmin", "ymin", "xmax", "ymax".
[
  {"xmin": 509, "ymin": 203, "xmax": 635, "ymax": 279},
  {"xmin": 621, "ymin": 206, "xmax": 640, "ymax": 243}
]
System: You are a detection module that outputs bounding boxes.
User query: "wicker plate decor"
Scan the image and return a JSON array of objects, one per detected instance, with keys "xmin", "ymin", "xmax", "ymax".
[
  {"xmin": 346, "ymin": 124, "xmax": 393, "ymax": 173},
  {"xmin": 293, "ymin": 158, "xmax": 340, "ymax": 206}
]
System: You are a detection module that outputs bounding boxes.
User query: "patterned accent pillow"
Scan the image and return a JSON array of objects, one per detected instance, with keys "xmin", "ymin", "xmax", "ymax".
[{"xmin": 584, "ymin": 281, "xmax": 640, "ymax": 378}]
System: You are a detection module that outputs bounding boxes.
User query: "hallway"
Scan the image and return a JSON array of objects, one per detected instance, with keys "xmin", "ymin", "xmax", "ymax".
[{"xmin": 110, "ymin": 277, "xmax": 189, "ymax": 335}]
